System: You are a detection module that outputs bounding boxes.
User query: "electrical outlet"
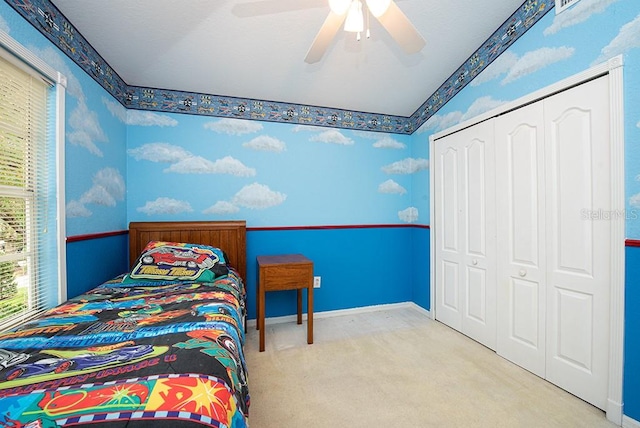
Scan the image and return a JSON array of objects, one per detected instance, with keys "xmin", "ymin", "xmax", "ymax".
[{"xmin": 313, "ymin": 276, "xmax": 321, "ymax": 288}]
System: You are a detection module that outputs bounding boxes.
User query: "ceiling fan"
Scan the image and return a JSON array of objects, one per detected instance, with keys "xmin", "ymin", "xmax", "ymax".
[{"xmin": 305, "ymin": 0, "xmax": 426, "ymax": 63}]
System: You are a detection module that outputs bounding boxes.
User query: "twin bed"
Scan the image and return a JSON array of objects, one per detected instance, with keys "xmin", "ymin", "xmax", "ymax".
[{"xmin": 0, "ymin": 221, "xmax": 249, "ymax": 428}]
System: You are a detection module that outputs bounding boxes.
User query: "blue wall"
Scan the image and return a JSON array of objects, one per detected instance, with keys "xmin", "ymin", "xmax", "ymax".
[
  {"xmin": 245, "ymin": 226, "xmax": 415, "ymax": 319},
  {"xmin": 625, "ymin": 245, "xmax": 640, "ymax": 422},
  {"xmin": 65, "ymin": 234, "xmax": 129, "ymax": 298},
  {"xmin": 411, "ymin": 227, "xmax": 430, "ymax": 310}
]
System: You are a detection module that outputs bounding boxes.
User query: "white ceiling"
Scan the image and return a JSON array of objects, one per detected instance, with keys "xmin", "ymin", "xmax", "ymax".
[{"xmin": 50, "ymin": 0, "xmax": 525, "ymax": 118}]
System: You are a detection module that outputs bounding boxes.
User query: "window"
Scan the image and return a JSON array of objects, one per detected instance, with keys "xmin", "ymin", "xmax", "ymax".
[{"xmin": 0, "ymin": 32, "xmax": 66, "ymax": 331}]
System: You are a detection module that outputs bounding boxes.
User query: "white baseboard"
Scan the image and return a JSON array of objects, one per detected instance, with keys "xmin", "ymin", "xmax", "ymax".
[
  {"xmin": 246, "ymin": 301, "xmax": 430, "ymax": 328},
  {"xmin": 408, "ymin": 302, "xmax": 431, "ymax": 317},
  {"xmin": 623, "ymin": 415, "xmax": 640, "ymax": 428},
  {"xmin": 607, "ymin": 399, "xmax": 623, "ymax": 426}
]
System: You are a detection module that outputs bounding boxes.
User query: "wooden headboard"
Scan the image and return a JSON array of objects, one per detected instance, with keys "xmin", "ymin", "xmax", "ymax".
[{"xmin": 128, "ymin": 221, "xmax": 247, "ymax": 281}]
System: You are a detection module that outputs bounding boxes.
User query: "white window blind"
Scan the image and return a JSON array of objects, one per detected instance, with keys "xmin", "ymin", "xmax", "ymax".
[{"xmin": 0, "ymin": 52, "xmax": 55, "ymax": 330}]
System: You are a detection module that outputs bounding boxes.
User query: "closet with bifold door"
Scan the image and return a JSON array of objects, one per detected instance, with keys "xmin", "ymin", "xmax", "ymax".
[{"xmin": 432, "ymin": 75, "xmax": 612, "ymax": 411}]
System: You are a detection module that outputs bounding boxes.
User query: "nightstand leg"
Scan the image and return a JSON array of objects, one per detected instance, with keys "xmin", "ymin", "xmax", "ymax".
[
  {"xmin": 256, "ymin": 268, "xmax": 260, "ymax": 331},
  {"xmin": 259, "ymin": 275, "xmax": 265, "ymax": 352},
  {"xmin": 307, "ymin": 285, "xmax": 313, "ymax": 345},
  {"xmin": 297, "ymin": 289, "xmax": 302, "ymax": 325}
]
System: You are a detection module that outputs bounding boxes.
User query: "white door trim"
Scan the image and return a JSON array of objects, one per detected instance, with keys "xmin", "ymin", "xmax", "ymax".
[{"xmin": 429, "ymin": 56, "xmax": 625, "ymax": 425}]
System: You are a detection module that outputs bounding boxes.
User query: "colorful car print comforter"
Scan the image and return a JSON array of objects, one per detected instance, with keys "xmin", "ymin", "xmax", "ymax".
[{"xmin": 0, "ymin": 269, "xmax": 248, "ymax": 428}]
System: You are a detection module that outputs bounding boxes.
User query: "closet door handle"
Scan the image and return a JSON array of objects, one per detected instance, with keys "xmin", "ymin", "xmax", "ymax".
[
  {"xmin": 519, "ymin": 269, "xmax": 527, "ymax": 277},
  {"xmin": 472, "ymin": 259, "xmax": 478, "ymax": 266}
]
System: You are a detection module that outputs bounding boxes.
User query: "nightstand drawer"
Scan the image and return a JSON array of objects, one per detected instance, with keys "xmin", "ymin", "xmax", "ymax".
[{"xmin": 262, "ymin": 263, "xmax": 313, "ymax": 291}]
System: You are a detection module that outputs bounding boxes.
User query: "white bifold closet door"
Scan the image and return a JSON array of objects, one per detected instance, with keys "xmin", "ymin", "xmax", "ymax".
[
  {"xmin": 495, "ymin": 76, "xmax": 610, "ymax": 409},
  {"xmin": 542, "ymin": 76, "xmax": 611, "ymax": 409},
  {"xmin": 436, "ymin": 75, "xmax": 611, "ymax": 410},
  {"xmin": 434, "ymin": 120, "xmax": 497, "ymax": 351},
  {"xmin": 495, "ymin": 100, "xmax": 547, "ymax": 378}
]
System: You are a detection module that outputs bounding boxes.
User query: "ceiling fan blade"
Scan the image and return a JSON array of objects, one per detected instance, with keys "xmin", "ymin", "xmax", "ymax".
[
  {"xmin": 305, "ymin": 10, "xmax": 347, "ymax": 64},
  {"xmin": 376, "ymin": 1, "xmax": 425, "ymax": 54},
  {"xmin": 232, "ymin": 0, "xmax": 325, "ymax": 18}
]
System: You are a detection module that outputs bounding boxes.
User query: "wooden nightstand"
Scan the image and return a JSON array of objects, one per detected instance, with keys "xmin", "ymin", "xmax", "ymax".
[{"xmin": 256, "ymin": 254, "xmax": 314, "ymax": 352}]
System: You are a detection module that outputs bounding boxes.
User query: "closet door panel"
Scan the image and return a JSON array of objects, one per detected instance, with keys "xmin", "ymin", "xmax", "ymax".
[
  {"xmin": 495, "ymin": 101, "xmax": 546, "ymax": 377},
  {"xmin": 442, "ymin": 260, "xmax": 460, "ymax": 313},
  {"xmin": 460, "ymin": 121, "xmax": 496, "ymax": 350},
  {"xmin": 544, "ymin": 75, "xmax": 610, "ymax": 410},
  {"xmin": 550, "ymin": 109, "xmax": 594, "ymax": 275},
  {"xmin": 441, "ymin": 148, "xmax": 459, "ymax": 252},
  {"xmin": 509, "ymin": 278, "xmax": 540, "ymax": 347},
  {"xmin": 435, "ymin": 144, "xmax": 462, "ymax": 330},
  {"xmin": 434, "ymin": 120, "xmax": 496, "ymax": 350}
]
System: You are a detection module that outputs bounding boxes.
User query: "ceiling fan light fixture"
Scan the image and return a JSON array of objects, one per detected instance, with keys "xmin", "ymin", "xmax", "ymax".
[
  {"xmin": 329, "ymin": 0, "xmax": 351, "ymax": 15},
  {"xmin": 365, "ymin": 0, "xmax": 391, "ymax": 17},
  {"xmin": 344, "ymin": 0, "xmax": 364, "ymax": 32}
]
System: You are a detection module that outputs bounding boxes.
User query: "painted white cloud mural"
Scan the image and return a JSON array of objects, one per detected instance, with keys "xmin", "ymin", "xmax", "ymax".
[
  {"xmin": 165, "ymin": 155, "xmax": 256, "ymax": 176},
  {"xmin": 291, "ymin": 125, "xmax": 326, "ymax": 133},
  {"xmin": 544, "ymin": 0, "xmax": 619, "ymax": 35},
  {"xmin": 66, "ymin": 200, "xmax": 91, "ymax": 218},
  {"xmin": 309, "ymin": 129, "xmax": 354, "ymax": 145},
  {"xmin": 631, "ymin": 150, "xmax": 640, "ymax": 209},
  {"xmin": 80, "ymin": 168, "xmax": 125, "ymax": 206},
  {"xmin": 463, "ymin": 96, "xmax": 507, "ymax": 121},
  {"xmin": 204, "ymin": 118, "xmax": 263, "ymax": 135},
  {"xmin": 103, "ymin": 98, "xmax": 178, "ymax": 127},
  {"xmin": 378, "ymin": 179, "xmax": 407, "ymax": 195},
  {"xmin": 373, "ymin": 136, "xmax": 406, "ymax": 149},
  {"xmin": 204, "ymin": 183, "xmax": 286, "ymax": 214},
  {"xmin": 203, "ymin": 201, "xmax": 240, "ymax": 215},
  {"xmin": 67, "ymin": 100, "xmax": 108, "ymax": 157},
  {"xmin": 128, "ymin": 143, "xmax": 255, "ymax": 176},
  {"xmin": 420, "ymin": 96, "xmax": 508, "ymax": 133},
  {"xmin": 128, "ymin": 142, "xmax": 190, "ymax": 162},
  {"xmin": 398, "ymin": 207, "xmax": 419, "ymax": 223},
  {"xmin": 138, "ymin": 197, "xmax": 193, "ymax": 215},
  {"xmin": 502, "ymin": 47, "xmax": 575, "ymax": 84},
  {"xmin": 127, "ymin": 110, "xmax": 178, "ymax": 127},
  {"xmin": 419, "ymin": 111, "xmax": 463, "ymax": 133},
  {"xmin": 0, "ymin": 14, "xmax": 9, "ymax": 33},
  {"xmin": 102, "ymin": 97, "xmax": 127, "ymax": 122},
  {"xmin": 233, "ymin": 183, "xmax": 287, "ymax": 209},
  {"xmin": 382, "ymin": 158, "xmax": 429, "ymax": 174},
  {"xmin": 243, "ymin": 135, "xmax": 286, "ymax": 152},
  {"xmin": 352, "ymin": 131, "xmax": 406, "ymax": 149},
  {"xmin": 66, "ymin": 168, "xmax": 125, "ymax": 217},
  {"xmin": 471, "ymin": 51, "xmax": 518, "ymax": 87},
  {"xmin": 594, "ymin": 13, "xmax": 640, "ymax": 64},
  {"xmin": 468, "ymin": 47, "xmax": 575, "ymax": 87}
]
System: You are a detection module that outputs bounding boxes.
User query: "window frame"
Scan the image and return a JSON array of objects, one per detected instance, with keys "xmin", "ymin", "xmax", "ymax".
[{"xmin": 0, "ymin": 29, "xmax": 67, "ymax": 328}]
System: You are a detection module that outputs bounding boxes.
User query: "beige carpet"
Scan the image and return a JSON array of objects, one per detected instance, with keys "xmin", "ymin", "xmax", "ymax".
[{"xmin": 244, "ymin": 305, "xmax": 617, "ymax": 428}]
